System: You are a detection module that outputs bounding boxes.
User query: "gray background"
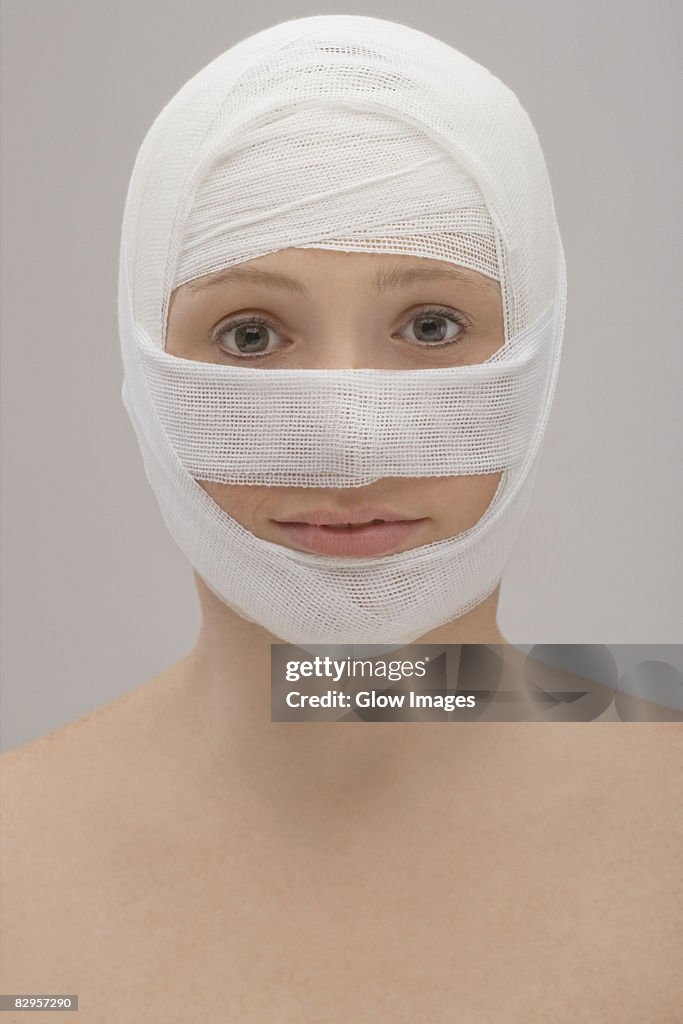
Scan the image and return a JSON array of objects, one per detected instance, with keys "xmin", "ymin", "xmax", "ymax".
[{"xmin": 1, "ymin": 0, "xmax": 681, "ymax": 751}]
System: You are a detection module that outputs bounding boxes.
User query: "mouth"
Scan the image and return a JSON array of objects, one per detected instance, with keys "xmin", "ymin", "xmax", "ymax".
[
  {"xmin": 271, "ymin": 508, "xmax": 430, "ymax": 557},
  {"xmin": 273, "ymin": 507, "xmax": 420, "ymax": 527},
  {"xmin": 317, "ymin": 519, "xmax": 386, "ymax": 529}
]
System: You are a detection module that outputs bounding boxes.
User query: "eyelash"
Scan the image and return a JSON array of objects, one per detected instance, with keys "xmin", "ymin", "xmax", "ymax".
[{"xmin": 212, "ymin": 307, "xmax": 471, "ymax": 359}]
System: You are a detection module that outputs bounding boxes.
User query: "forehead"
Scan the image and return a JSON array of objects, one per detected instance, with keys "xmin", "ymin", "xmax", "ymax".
[{"xmin": 180, "ymin": 246, "xmax": 501, "ymax": 299}]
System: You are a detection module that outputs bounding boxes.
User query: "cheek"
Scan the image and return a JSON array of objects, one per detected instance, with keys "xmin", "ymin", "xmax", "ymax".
[
  {"xmin": 198, "ymin": 481, "xmax": 273, "ymax": 535},
  {"xmin": 422, "ymin": 472, "xmax": 502, "ymax": 538}
]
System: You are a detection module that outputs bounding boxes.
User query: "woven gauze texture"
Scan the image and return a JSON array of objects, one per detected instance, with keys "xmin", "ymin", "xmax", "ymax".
[{"xmin": 119, "ymin": 14, "xmax": 566, "ymax": 644}]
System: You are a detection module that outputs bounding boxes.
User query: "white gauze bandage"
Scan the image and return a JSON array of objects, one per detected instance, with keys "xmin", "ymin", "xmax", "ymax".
[{"xmin": 119, "ymin": 14, "xmax": 566, "ymax": 645}]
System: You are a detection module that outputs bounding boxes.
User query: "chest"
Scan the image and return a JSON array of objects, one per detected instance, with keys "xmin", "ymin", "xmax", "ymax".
[{"xmin": 5, "ymin": 818, "xmax": 678, "ymax": 1024}]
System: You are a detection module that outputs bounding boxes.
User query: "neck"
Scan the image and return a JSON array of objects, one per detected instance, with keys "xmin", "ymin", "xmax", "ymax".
[{"xmin": 166, "ymin": 574, "xmax": 508, "ymax": 815}]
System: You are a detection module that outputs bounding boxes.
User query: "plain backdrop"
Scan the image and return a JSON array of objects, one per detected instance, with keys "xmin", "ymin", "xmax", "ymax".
[{"xmin": 1, "ymin": 0, "xmax": 681, "ymax": 751}]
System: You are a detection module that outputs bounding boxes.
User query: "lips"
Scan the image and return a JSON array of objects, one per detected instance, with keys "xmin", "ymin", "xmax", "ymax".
[
  {"xmin": 271, "ymin": 508, "xmax": 429, "ymax": 556},
  {"xmin": 322, "ymin": 518, "xmax": 385, "ymax": 528},
  {"xmin": 274, "ymin": 507, "xmax": 417, "ymax": 527}
]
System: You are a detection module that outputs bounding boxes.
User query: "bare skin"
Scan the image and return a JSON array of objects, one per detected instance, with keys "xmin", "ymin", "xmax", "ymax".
[{"xmin": 1, "ymin": 250, "xmax": 681, "ymax": 1022}]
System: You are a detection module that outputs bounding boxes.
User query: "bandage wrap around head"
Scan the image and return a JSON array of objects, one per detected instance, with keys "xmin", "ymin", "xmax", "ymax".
[{"xmin": 119, "ymin": 14, "xmax": 566, "ymax": 645}]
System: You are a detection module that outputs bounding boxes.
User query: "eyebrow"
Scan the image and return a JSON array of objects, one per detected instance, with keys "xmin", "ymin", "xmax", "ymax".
[{"xmin": 184, "ymin": 262, "xmax": 495, "ymax": 296}]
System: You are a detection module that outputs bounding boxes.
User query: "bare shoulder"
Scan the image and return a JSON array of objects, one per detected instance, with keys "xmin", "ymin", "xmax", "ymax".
[
  {"xmin": 585, "ymin": 719, "xmax": 682, "ymax": 767},
  {"xmin": 2, "ymin": 686, "xmax": 133, "ymax": 771},
  {"xmin": 0, "ymin": 659, "xmax": 196, "ymax": 883},
  {"xmin": 0, "ymin": 661, "xmax": 192, "ymax": 1000},
  {"xmin": 539, "ymin": 720, "xmax": 682, "ymax": 796},
  {"xmin": 1, "ymin": 668, "xmax": 163, "ymax": 799}
]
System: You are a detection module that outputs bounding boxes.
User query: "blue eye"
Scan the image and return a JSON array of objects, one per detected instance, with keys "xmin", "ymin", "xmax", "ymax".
[
  {"xmin": 397, "ymin": 307, "xmax": 469, "ymax": 346},
  {"xmin": 213, "ymin": 316, "xmax": 285, "ymax": 358}
]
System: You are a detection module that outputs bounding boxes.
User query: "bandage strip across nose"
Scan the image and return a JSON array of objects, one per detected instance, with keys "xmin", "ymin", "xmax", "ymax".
[{"xmin": 135, "ymin": 302, "xmax": 554, "ymax": 487}]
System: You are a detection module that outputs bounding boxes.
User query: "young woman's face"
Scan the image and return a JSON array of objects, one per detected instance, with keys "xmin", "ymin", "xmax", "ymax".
[{"xmin": 166, "ymin": 247, "xmax": 505, "ymax": 557}]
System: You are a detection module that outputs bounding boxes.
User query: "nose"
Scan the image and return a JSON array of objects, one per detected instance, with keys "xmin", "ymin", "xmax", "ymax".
[{"xmin": 303, "ymin": 331, "xmax": 383, "ymax": 371}]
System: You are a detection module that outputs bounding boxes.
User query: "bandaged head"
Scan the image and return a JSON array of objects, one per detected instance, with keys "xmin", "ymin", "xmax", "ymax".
[{"xmin": 118, "ymin": 14, "xmax": 566, "ymax": 645}]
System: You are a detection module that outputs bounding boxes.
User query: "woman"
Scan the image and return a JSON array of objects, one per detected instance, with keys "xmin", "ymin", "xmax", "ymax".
[{"xmin": 1, "ymin": 16, "xmax": 679, "ymax": 1021}]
